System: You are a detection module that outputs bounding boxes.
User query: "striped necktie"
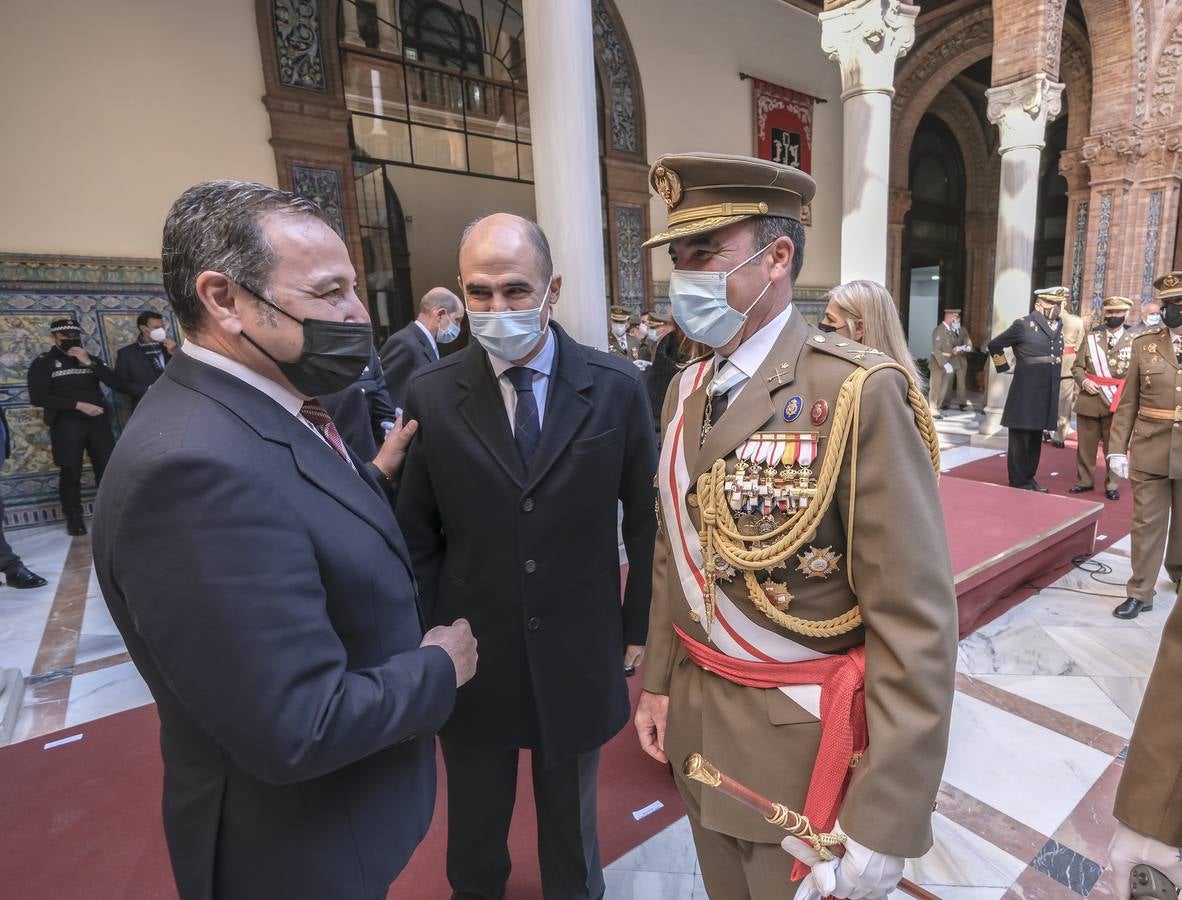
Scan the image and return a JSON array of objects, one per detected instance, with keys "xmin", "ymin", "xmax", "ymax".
[
  {"xmin": 300, "ymin": 400, "xmax": 357, "ymax": 472},
  {"xmin": 708, "ymin": 360, "xmax": 746, "ymax": 426},
  {"xmin": 505, "ymin": 366, "xmax": 541, "ymax": 465}
]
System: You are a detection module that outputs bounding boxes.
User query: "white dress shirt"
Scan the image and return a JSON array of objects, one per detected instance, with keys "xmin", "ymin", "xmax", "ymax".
[
  {"xmin": 414, "ymin": 320, "xmax": 440, "ymax": 359},
  {"xmin": 181, "ymin": 340, "xmax": 329, "ymax": 447},
  {"xmin": 487, "ymin": 327, "xmax": 556, "ymax": 434},
  {"xmin": 712, "ymin": 304, "xmax": 795, "ymax": 404}
]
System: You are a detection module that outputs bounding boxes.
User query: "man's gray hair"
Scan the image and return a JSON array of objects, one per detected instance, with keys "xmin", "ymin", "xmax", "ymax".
[
  {"xmin": 419, "ymin": 287, "xmax": 462, "ymax": 315},
  {"xmin": 753, "ymin": 215, "xmax": 806, "ymax": 283},
  {"xmin": 161, "ymin": 180, "xmax": 331, "ymax": 333},
  {"xmin": 457, "ymin": 214, "xmax": 553, "ymax": 282}
]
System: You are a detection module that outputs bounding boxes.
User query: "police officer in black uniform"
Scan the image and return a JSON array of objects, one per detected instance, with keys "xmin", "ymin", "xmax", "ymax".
[
  {"xmin": 988, "ymin": 286, "xmax": 1068, "ymax": 492},
  {"xmin": 26, "ymin": 318, "xmax": 123, "ymax": 535}
]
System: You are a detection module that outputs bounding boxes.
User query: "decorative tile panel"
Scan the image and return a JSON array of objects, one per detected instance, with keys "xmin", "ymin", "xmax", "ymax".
[
  {"xmin": 1091, "ymin": 192, "xmax": 1113, "ymax": 316},
  {"xmin": 614, "ymin": 206, "xmax": 644, "ymax": 313},
  {"xmin": 274, "ymin": 0, "xmax": 327, "ymax": 92},
  {"xmin": 290, "ymin": 164, "xmax": 346, "ymax": 240},
  {"xmin": 1070, "ymin": 200, "xmax": 1088, "ymax": 312},
  {"xmin": 1141, "ymin": 190, "xmax": 1163, "ymax": 303}
]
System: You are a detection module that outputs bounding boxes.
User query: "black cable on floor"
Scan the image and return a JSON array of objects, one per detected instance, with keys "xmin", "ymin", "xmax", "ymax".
[{"xmin": 1022, "ymin": 554, "xmax": 1128, "ymax": 598}]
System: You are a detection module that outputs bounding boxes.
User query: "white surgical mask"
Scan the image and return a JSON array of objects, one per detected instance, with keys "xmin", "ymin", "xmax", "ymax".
[
  {"xmin": 148, "ymin": 327, "xmax": 167, "ymax": 343},
  {"xmin": 1146, "ymin": 313, "xmax": 1162, "ymax": 327},
  {"xmin": 646, "ymin": 327, "xmax": 660, "ymax": 343},
  {"xmin": 437, "ymin": 318, "xmax": 461, "ymax": 344},
  {"xmin": 668, "ymin": 242, "xmax": 774, "ymax": 348},
  {"xmin": 467, "ymin": 285, "xmax": 550, "ymax": 362},
  {"xmin": 637, "ymin": 324, "xmax": 649, "ymax": 341},
  {"xmin": 611, "ymin": 321, "xmax": 628, "ymax": 337}
]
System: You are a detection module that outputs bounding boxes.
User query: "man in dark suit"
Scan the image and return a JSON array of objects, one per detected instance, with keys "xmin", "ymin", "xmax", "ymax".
[
  {"xmin": 0, "ymin": 407, "xmax": 48, "ymax": 589},
  {"xmin": 92, "ymin": 180, "xmax": 477, "ymax": 900},
  {"xmin": 379, "ymin": 287, "xmax": 464, "ymax": 411},
  {"xmin": 115, "ymin": 310, "xmax": 177, "ymax": 410},
  {"xmin": 396, "ymin": 213, "xmax": 658, "ymax": 900}
]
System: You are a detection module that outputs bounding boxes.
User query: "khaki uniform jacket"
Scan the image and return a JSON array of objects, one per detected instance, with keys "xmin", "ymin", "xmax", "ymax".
[
  {"xmin": 644, "ymin": 311, "xmax": 958, "ymax": 857},
  {"xmin": 928, "ymin": 322, "xmax": 968, "ymax": 372},
  {"xmin": 1108, "ymin": 326, "xmax": 1182, "ymax": 477},
  {"xmin": 1060, "ymin": 311, "xmax": 1086, "ymax": 377},
  {"xmin": 1114, "ymin": 597, "xmax": 1182, "ymax": 843},
  {"xmin": 1072, "ymin": 328, "xmax": 1134, "ymax": 419},
  {"xmin": 608, "ymin": 331, "xmax": 645, "ymax": 361}
]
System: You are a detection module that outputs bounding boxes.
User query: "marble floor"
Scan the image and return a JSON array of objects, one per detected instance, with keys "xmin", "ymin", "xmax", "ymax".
[{"xmin": 0, "ymin": 415, "xmax": 1168, "ymax": 899}]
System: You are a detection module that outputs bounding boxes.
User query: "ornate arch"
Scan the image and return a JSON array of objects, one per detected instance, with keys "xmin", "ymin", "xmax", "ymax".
[
  {"xmin": 1147, "ymin": 4, "xmax": 1182, "ymax": 128},
  {"xmin": 925, "ymin": 86, "xmax": 992, "ymax": 216},
  {"xmin": 1075, "ymin": 0, "xmax": 1140, "ymax": 129},
  {"xmin": 1060, "ymin": 18, "xmax": 1093, "ymax": 149}
]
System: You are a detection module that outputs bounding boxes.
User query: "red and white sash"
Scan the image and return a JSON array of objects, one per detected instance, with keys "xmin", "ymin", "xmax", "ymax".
[
  {"xmin": 658, "ymin": 362, "xmax": 829, "ymax": 712},
  {"xmin": 1087, "ymin": 332, "xmax": 1120, "ymax": 407}
]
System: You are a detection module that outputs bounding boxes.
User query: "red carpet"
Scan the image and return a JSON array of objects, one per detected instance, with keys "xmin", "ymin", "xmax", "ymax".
[
  {"xmin": 0, "ymin": 669, "xmax": 683, "ymax": 899},
  {"xmin": 944, "ymin": 442, "xmax": 1132, "ymax": 629}
]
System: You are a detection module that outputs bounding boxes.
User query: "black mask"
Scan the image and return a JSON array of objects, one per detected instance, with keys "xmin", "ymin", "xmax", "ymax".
[
  {"xmin": 1105, "ymin": 316, "xmax": 1126, "ymax": 330},
  {"xmin": 1163, "ymin": 303, "xmax": 1182, "ymax": 330},
  {"xmin": 818, "ymin": 322, "xmax": 839, "ymax": 333},
  {"xmin": 1042, "ymin": 305, "xmax": 1060, "ymax": 321},
  {"xmin": 239, "ymin": 286, "xmax": 373, "ymax": 397},
  {"xmin": 58, "ymin": 338, "xmax": 80, "ymax": 351}
]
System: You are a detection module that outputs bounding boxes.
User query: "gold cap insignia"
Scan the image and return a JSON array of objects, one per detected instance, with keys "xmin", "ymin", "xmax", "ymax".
[
  {"xmin": 1166, "ymin": 274, "xmax": 1180, "ymax": 289},
  {"xmin": 652, "ymin": 165, "xmax": 684, "ymax": 210}
]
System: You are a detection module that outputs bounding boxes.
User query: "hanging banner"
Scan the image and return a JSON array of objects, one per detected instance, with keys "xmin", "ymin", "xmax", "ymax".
[{"xmin": 753, "ymin": 77, "xmax": 815, "ymax": 226}]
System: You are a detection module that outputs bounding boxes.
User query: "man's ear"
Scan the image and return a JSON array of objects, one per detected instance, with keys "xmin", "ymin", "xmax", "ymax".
[
  {"xmin": 549, "ymin": 274, "xmax": 562, "ymax": 304},
  {"xmin": 196, "ymin": 271, "xmax": 245, "ymax": 335},
  {"xmin": 768, "ymin": 236, "xmax": 795, "ymax": 283}
]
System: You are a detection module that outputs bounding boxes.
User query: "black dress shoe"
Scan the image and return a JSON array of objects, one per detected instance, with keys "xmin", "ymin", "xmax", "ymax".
[
  {"xmin": 959, "ymin": 403, "xmax": 969, "ymax": 411},
  {"xmin": 1069, "ymin": 485, "xmax": 1093, "ymax": 493},
  {"xmin": 1052, "ymin": 440, "xmax": 1066, "ymax": 449},
  {"xmin": 65, "ymin": 511, "xmax": 86, "ymax": 536},
  {"xmin": 1030, "ymin": 481, "xmax": 1050, "ymax": 493},
  {"xmin": 4, "ymin": 564, "xmax": 47, "ymax": 589},
  {"xmin": 1113, "ymin": 598, "xmax": 1152, "ymax": 619},
  {"xmin": 1106, "ymin": 489, "xmax": 1120, "ymax": 501}
]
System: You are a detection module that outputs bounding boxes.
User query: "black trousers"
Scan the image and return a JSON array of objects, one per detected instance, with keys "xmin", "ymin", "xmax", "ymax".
[
  {"xmin": 440, "ymin": 737, "xmax": 604, "ymax": 900},
  {"xmin": 51, "ymin": 413, "xmax": 115, "ymax": 513},
  {"xmin": 0, "ymin": 491, "xmax": 19, "ymax": 573},
  {"xmin": 1007, "ymin": 427, "xmax": 1044, "ymax": 488}
]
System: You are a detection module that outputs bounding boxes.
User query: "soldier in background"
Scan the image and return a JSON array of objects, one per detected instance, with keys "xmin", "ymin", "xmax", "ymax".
[
  {"xmin": 26, "ymin": 317, "xmax": 123, "ymax": 536},
  {"xmin": 987, "ymin": 287, "xmax": 1067, "ymax": 492},
  {"xmin": 927, "ymin": 307, "xmax": 970, "ymax": 418},
  {"xmin": 1107, "ymin": 272, "xmax": 1182, "ymax": 619},
  {"xmin": 1053, "ymin": 301, "xmax": 1087, "ymax": 448},
  {"xmin": 607, "ymin": 305, "xmax": 643, "ymax": 361},
  {"xmin": 1070, "ymin": 297, "xmax": 1134, "ymax": 500}
]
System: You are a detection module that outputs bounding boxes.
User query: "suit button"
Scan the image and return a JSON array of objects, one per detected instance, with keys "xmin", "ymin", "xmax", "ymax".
[
  {"xmin": 522, "ymin": 498, "xmax": 535, "ymax": 512},
  {"xmin": 524, "ymin": 559, "xmax": 537, "ymax": 574},
  {"xmin": 527, "ymin": 616, "xmax": 541, "ymax": 631}
]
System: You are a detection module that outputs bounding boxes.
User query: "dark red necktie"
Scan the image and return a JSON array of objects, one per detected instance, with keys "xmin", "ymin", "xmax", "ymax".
[{"xmin": 300, "ymin": 400, "xmax": 357, "ymax": 471}]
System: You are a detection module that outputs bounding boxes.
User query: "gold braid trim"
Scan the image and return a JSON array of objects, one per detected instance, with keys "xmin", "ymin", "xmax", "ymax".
[
  {"xmin": 766, "ymin": 806, "xmax": 847, "ymax": 861},
  {"xmin": 696, "ymin": 362, "xmax": 940, "ymax": 633}
]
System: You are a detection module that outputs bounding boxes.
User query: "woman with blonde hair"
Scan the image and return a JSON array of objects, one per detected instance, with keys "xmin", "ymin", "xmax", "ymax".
[{"xmin": 819, "ymin": 279, "xmax": 924, "ymax": 389}]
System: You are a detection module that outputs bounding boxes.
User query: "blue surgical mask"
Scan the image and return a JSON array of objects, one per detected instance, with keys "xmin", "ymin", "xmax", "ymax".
[
  {"xmin": 1146, "ymin": 313, "xmax": 1162, "ymax": 327},
  {"xmin": 668, "ymin": 242, "xmax": 774, "ymax": 348},
  {"xmin": 437, "ymin": 318, "xmax": 461, "ymax": 344},
  {"xmin": 467, "ymin": 286, "xmax": 550, "ymax": 362}
]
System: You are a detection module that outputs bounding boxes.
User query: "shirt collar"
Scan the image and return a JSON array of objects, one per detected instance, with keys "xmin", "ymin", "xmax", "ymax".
[
  {"xmin": 714, "ymin": 304, "xmax": 794, "ymax": 381},
  {"xmin": 413, "ymin": 319, "xmax": 439, "ymax": 356},
  {"xmin": 181, "ymin": 340, "xmax": 306, "ymax": 418},
  {"xmin": 489, "ymin": 326, "xmax": 557, "ymax": 379}
]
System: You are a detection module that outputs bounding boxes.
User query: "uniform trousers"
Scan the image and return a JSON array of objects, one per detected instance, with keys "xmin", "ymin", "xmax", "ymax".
[
  {"xmin": 1127, "ymin": 468, "xmax": 1182, "ymax": 602},
  {"xmin": 50, "ymin": 412, "xmax": 114, "ymax": 513},
  {"xmin": 1055, "ymin": 376, "xmax": 1077, "ymax": 442},
  {"xmin": 1073, "ymin": 414, "xmax": 1120, "ymax": 492},
  {"xmin": 0, "ymin": 492, "xmax": 19, "ymax": 573},
  {"xmin": 440, "ymin": 737, "xmax": 604, "ymax": 900},
  {"xmin": 678, "ymin": 766, "xmax": 800, "ymax": 900},
  {"xmin": 1007, "ymin": 428, "xmax": 1044, "ymax": 488},
  {"xmin": 928, "ymin": 359, "xmax": 968, "ymax": 413}
]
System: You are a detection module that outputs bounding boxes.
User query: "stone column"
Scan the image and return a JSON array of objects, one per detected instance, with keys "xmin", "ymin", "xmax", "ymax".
[
  {"xmin": 522, "ymin": 0, "xmax": 607, "ymax": 348},
  {"xmin": 963, "ymin": 211, "xmax": 997, "ymax": 350},
  {"xmin": 885, "ymin": 188, "xmax": 910, "ymax": 304},
  {"xmin": 374, "ymin": 0, "xmax": 399, "ymax": 53},
  {"xmin": 820, "ymin": 0, "xmax": 919, "ymax": 285},
  {"xmin": 1058, "ymin": 148, "xmax": 1091, "ymax": 317},
  {"xmin": 341, "ymin": 0, "xmax": 363, "ymax": 46},
  {"xmin": 979, "ymin": 73, "xmax": 1065, "ymax": 436}
]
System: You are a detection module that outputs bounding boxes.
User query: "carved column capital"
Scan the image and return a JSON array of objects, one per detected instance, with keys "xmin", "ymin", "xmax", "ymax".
[
  {"xmin": 1081, "ymin": 128, "xmax": 1146, "ymax": 184},
  {"xmin": 820, "ymin": 0, "xmax": 920, "ymax": 99},
  {"xmin": 1136, "ymin": 127, "xmax": 1182, "ymax": 181},
  {"xmin": 1058, "ymin": 147, "xmax": 1090, "ymax": 193},
  {"xmin": 985, "ymin": 73, "xmax": 1065, "ymax": 154}
]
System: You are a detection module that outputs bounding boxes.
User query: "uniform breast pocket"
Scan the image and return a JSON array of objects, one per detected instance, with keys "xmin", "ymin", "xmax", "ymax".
[
  {"xmin": 571, "ymin": 428, "xmax": 619, "ymax": 456},
  {"xmin": 1142, "ymin": 364, "xmax": 1165, "ymax": 388}
]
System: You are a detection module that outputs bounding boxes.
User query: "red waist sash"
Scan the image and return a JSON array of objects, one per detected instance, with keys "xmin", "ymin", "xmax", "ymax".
[
  {"xmin": 1092, "ymin": 375, "xmax": 1125, "ymax": 414},
  {"xmin": 674, "ymin": 624, "xmax": 867, "ymax": 880}
]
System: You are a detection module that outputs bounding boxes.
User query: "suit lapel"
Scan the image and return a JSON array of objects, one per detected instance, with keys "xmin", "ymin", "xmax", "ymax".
[
  {"xmin": 692, "ymin": 312, "xmax": 807, "ymax": 477},
  {"xmin": 456, "ymin": 344, "xmax": 526, "ymax": 486},
  {"xmin": 1033, "ymin": 311, "xmax": 1056, "ymax": 340},
  {"xmin": 412, "ymin": 323, "xmax": 437, "ymax": 363},
  {"xmin": 524, "ymin": 327, "xmax": 593, "ymax": 493}
]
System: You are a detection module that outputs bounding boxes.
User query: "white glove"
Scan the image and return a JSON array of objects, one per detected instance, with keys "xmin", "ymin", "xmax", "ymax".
[
  {"xmin": 1108, "ymin": 820, "xmax": 1182, "ymax": 900},
  {"xmin": 1108, "ymin": 454, "xmax": 1130, "ymax": 481},
  {"xmin": 943, "ymin": 363, "xmax": 954, "ymax": 374},
  {"xmin": 790, "ymin": 823, "xmax": 905, "ymax": 900}
]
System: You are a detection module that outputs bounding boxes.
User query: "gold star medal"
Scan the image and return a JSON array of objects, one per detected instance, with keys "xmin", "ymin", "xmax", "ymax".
[{"xmin": 796, "ymin": 546, "xmax": 842, "ymax": 579}]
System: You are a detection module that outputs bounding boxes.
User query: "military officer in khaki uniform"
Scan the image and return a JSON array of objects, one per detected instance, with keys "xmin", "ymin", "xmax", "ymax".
[
  {"xmin": 1071, "ymin": 297, "xmax": 1135, "ymax": 500},
  {"xmin": 1107, "ymin": 273, "xmax": 1182, "ymax": 619},
  {"xmin": 1054, "ymin": 304, "xmax": 1087, "ymax": 447},
  {"xmin": 928, "ymin": 308, "xmax": 971, "ymax": 417},
  {"xmin": 632, "ymin": 152, "xmax": 958, "ymax": 900},
  {"xmin": 1108, "ymin": 598, "xmax": 1182, "ymax": 896},
  {"xmin": 608, "ymin": 305, "xmax": 643, "ymax": 360}
]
